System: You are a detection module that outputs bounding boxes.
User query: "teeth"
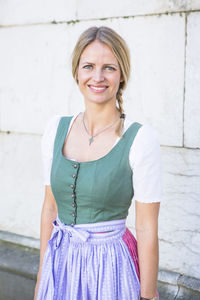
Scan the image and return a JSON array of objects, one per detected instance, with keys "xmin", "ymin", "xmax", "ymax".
[{"xmin": 90, "ymin": 86, "xmax": 106, "ymax": 91}]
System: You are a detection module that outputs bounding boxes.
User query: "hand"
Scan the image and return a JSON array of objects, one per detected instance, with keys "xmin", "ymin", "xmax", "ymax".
[
  {"xmin": 34, "ymin": 270, "xmax": 41, "ymax": 300},
  {"xmin": 34, "ymin": 282, "xmax": 39, "ymax": 300}
]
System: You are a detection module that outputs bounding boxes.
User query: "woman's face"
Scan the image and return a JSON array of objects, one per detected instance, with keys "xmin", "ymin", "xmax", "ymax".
[{"xmin": 77, "ymin": 40, "xmax": 123, "ymax": 106}]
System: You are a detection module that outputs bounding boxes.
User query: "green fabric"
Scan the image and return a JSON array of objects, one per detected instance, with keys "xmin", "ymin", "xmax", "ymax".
[{"xmin": 51, "ymin": 116, "xmax": 142, "ymax": 225}]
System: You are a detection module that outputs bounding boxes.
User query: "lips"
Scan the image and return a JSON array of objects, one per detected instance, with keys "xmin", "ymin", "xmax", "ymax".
[{"xmin": 88, "ymin": 85, "xmax": 108, "ymax": 93}]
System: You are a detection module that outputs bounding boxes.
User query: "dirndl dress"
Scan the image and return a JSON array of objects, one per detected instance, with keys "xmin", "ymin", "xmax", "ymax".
[{"xmin": 37, "ymin": 115, "xmax": 159, "ymax": 299}]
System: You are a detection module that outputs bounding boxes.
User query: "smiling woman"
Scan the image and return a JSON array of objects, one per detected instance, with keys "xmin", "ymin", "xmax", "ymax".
[
  {"xmin": 72, "ymin": 26, "xmax": 131, "ymax": 139},
  {"xmin": 34, "ymin": 26, "xmax": 161, "ymax": 300},
  {"xmin": 77, "ymin": 40, "xmax": 123, "ymax": 111}
]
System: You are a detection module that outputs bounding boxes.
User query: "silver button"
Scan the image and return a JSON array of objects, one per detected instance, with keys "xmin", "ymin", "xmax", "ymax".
[
  {"xmin": 72, "ymin": 212, "xmax": 75, "ymax": 217},
  {"xmin": 71, "ymin": 223, "xmax": 74, "ymax": 226},
  {"xmin": 73, "ymin": 164, "xmax": 77, "ymax": 168},
  {"xmin": 72, "ymin": 202, "xmax": 75, "ymax": 208},
  {"xmin": 70, "ymin": 184, "xmax": 74, "ymax": 189},
  {"xmin": 72, "ymin": 174, "xmax": 76, "ymax": 178},
  {"xmin": 71, "ymin": 194, "xmax": 75, "ymax": 198}
]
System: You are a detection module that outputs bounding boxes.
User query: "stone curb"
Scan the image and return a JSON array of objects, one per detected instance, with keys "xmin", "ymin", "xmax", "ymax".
[
  {"xmin": 158, "ymin": 268, "xmax": 200, "ymax": 293},
  {"xmin": 0, "ymin": 230, "xmax": 40, "ymax": 250},
  {"xmin": 178, "ymin": 274, "xmax": 200, "ymax": 293}
]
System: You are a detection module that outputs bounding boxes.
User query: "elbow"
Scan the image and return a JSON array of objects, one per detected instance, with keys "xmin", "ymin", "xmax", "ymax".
[{"xmin": 135, "ymin": 222, "xmax": 159, "ymax": 243}]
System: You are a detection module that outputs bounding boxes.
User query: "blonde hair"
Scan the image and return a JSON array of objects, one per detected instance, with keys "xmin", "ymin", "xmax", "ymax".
[{"xmin": 71, "ymin": 26, "xmax": 130, "ymax": 137}]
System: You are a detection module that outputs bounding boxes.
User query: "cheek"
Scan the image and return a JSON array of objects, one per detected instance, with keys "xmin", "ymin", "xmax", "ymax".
[
  {"xmin": 109, "ymin": 75, "xmax": 121, "ymax": 90},
  {"xmin": 77, "ymin": 70, "xmax": 90, "ymax": 85}
]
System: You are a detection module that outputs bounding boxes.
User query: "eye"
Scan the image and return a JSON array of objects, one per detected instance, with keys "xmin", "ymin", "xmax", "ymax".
[
  {"xmin": 83, "ymin": 65, "xmax": 93, "ymax": 70},
  {"xmin": 105, "ymin": 66, "xmax": 116, "ymax": 71}
]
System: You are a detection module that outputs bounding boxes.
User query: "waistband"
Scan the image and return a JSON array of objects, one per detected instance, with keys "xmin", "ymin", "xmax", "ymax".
[{"xmin": 51, "ymin": 217, "xmax": 126, "ymax": 244}]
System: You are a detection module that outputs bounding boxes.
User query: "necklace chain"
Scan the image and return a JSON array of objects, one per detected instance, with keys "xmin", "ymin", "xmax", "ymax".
[{"xmin": 82, "ymin": 112, "xmax": 120, "ymax": 145}]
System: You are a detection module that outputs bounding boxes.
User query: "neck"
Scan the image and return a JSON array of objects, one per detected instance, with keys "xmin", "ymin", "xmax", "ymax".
[{"xmin": 83, "ymin": 105, "xmax": 120, "ymax": 136}]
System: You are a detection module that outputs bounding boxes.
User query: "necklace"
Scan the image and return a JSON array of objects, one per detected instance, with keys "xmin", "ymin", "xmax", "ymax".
[{"xmin": 82, "ymin": 112, "xmax": 121, "ymax": 145}]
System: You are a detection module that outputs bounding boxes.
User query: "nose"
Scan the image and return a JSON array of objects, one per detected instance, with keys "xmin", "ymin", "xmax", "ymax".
[{"xmin": 93, "ymin": 69, "xmax": 104, "ymax": 82}]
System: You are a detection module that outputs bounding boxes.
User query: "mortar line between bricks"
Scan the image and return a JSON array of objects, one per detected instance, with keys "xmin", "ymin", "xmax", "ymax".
[
  {"xmin": 0, "ymin": 130, "xmax": 42, "ymax": 137},
  {"xmin": 174, "ymin": 274, "xmax": 182, "ymax": 299},
  {"xmin": 173, "ymin": 285, "xmax": 180, "ymax": 300},
  {"xmin": 183, "ymin": 13, "xmax": 188, "ymax": 148},
  {"xmin": 0, "ymin": 9, "xmax": 200, "ymax": 29}
]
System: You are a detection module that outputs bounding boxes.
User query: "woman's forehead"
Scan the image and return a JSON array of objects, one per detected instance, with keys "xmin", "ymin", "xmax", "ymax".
[{"xmin": 79, "ymin": 40, "xmax": 119, "ymax": 64}]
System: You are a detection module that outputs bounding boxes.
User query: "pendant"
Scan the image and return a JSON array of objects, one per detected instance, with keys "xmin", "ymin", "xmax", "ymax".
[{"xmin": 89, "ymin": 136, "xmax": 94, "ymax": 145}]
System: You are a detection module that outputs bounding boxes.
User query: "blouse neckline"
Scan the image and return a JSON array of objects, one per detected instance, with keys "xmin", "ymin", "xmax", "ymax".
[{"xmin": 61, "ymin": 112, "xmax": 134, "ymax": 164}]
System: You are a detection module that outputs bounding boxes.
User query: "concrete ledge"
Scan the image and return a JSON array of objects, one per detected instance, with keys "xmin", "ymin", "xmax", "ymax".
[
  {"xmin": 0, "ymin": 231, "xmax": 199, "ymax": 300},
  {"xmin": 0, "ymin": 230, "xmax": 40, "ymax": 250},
  {"xmin": 0, "ymin": 234, "xmax": 39, "ymax": 300},
  {"xmin": 158, "ymin": 269, "xmax": 200, "ymax": 300},
  {"xmin": 0, "ymin": 240, "xmax": 39, "ymax": 281}
]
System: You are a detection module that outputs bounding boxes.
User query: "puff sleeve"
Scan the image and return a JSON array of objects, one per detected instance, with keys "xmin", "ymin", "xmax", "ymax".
[
  {"xmin": 129, "ymin": 124, "xmax": 162, "ymax": 203},
  {"xmin": 41, "ymin": 115, "xmax": 61, "ymax": 185}
]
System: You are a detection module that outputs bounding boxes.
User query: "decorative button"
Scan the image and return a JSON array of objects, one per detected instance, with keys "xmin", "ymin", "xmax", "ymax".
[
  {"xmin": 72, "ymin": 202, "xmax": 75, "ymax": 208},
  {"xmin": 71, "ymin": 223, "xmax": 74, "ymax": 226},
  {"xmin": 72, "ymin": 174, "xmax": 76, "ymax": 178},
  {"xmin": 73, "ymin": 164, "xmax": 78, "ymax": 168},
  {"xmin": 70, "ymin": 184, "xmax": 74, "ymax": 189},
  {"xmin": 71, "ymin": 194, "xmax": 75, "ymax": 198},
  {"xmin": 72, "ymin": 212, "xmax": 76, "ymax": 217}
]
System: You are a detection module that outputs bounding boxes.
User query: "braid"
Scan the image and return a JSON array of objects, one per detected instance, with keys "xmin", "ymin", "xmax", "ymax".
[{"xmin": 115, "ymin": 87, "xmax": 125, "ymax": 137}]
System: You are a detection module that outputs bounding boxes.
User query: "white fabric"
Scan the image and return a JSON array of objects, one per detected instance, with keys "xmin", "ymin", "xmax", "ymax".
[{"xmin": 41, "ymin": 112, "xmax": 162, "ymax": 203}]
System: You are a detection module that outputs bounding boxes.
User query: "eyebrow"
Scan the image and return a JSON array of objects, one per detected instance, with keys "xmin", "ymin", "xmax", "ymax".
[{"xmin": 80, "ymin": 61, "xmax": 119, "ymax": 68}]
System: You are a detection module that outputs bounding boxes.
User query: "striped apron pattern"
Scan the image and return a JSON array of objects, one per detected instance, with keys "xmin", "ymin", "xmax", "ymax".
[{"xmin": 37, "ymin": 218, "xmax": 141, "ymax": 300}]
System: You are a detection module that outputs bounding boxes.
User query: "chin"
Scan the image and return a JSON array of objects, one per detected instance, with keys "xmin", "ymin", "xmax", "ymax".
[{"xmin": 89, "ymin": 97, "xmax": 113, "ymax": 105}]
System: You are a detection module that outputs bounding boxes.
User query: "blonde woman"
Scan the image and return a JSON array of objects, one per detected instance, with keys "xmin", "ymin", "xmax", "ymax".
[{"xmin": 34, "ymin": 26, "xmax": 161, "ymax": 300}]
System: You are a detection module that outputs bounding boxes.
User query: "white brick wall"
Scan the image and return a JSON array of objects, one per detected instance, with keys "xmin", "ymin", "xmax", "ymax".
[
  {"xmin": 160, "ymin": 146, "xmax": 200, "ymax": 278},
  {"xmin": 0, "ymin": 133, "xmax": 43, "ymax": 237},
  {"xmin": 0, "ymin": 2, "xmax": 200, "ymax": 280},
  {"xmin": 0, "ymin": 1, "xmax": 77, "ymax": 25},
  {"xmin": 184, "ymin": 13, "xmax": 200, "ymax": 148},
  {"xmin": 1, "ymin": 1, "xmax": 200, "ymax": 25}
]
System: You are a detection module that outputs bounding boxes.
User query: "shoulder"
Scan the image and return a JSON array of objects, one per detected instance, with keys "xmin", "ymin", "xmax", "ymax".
[
  {"xmin": 44, "ymin": 115, "xmax": 62, "ymax": 130},
  {"xmin": 135, "ymin": 124, "xmax": 160, "ymax": 150},
  {"xmin": 42, "ymin": 115, "xmax": 62, "ymax": 142},
  {"xmin": 126, "ymin": 116, "xmax": 161, "ymax": 168},
  {"xmin": 42, "ymin": 114, "xmax": 75, "ymax": 138},
  {"xmin": 125, "ymin": 115, "xmax": 159, "ymax": 147},
  {"xmin": 41, "ymin": 113, "xmax": 80, "ymax": 155},
  {"xmin": 41, "ymin": 115, "xmax": 62, "ymax": 157}
]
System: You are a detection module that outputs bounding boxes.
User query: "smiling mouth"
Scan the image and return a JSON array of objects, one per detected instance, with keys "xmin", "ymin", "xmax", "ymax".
[{"xmin": 88, "ymin": 85, "xmax": 108, "ymax": 93}]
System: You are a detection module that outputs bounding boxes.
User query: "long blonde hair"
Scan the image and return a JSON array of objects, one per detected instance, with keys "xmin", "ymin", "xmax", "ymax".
[{"xmin": 71, "ymin": 26, "xmax": 130, "ymax": 137}]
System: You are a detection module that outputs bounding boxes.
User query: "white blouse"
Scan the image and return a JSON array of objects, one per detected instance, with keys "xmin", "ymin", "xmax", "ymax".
[{"xmin": 41, "ymin": 112, "xmax": 162, "ymax": 203}]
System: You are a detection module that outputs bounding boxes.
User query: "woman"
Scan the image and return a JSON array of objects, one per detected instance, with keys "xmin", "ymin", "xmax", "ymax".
[{"xmin": 34, "ymin": 26, "xmax": 161, "ymax": 300}]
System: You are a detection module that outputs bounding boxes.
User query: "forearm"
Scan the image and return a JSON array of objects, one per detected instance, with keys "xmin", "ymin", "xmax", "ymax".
[
  {"xmin": 34, "ymin": 187, "xmax": 57, "ymax": 300},
  {"xmin": 38, "ymin": 203, "xmax": 57, "ymax": 272},
  {"xmin": 137, "ymin": 229, "xmax": 159, "ymax": 298}
]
